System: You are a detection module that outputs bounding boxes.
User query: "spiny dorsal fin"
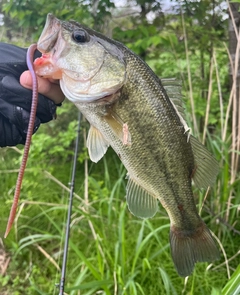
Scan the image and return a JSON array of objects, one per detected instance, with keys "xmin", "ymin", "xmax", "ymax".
[
  {"xmin": 162, "ymin": 78, "xmax": 190, "ymax": 135},
  {"xmin": 190, "ymin": 135, "xmax": 219, "ymax": 189},
  {"xmin": 86, "ymin": 126, "xmax": 109, "ymax": 163},
  {"xmin": 126, "ymin": 177, "xmax": 158, "ymax": 218}
]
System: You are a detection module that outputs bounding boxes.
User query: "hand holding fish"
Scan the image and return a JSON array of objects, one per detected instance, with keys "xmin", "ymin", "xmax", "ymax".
[
  {"xmin": 0, "ymin": 42, "xmax": 62, "ymax": 147},
  {"xmin": 20, "ymin": 70, "xmax": 64, "ymax": 104}
]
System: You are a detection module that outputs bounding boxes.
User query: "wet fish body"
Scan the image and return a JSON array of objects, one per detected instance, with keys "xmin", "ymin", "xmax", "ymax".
[{"xmin": 34, "ymin": 14, "xmax": 220, "ymax": 277}]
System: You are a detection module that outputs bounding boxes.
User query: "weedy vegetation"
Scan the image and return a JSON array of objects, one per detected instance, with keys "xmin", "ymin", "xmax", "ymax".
[{"xmin": 0, "ymin": 1, "xmax": 239, "ymax": 294}]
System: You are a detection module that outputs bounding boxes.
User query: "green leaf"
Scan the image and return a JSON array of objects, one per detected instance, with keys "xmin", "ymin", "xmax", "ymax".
[
  {"xmin": 222, "ymin": 265, "xmax": 240, "ymax": 295},
  {"xmin": 211, "ymin": 287, "xmax": 222, "ymax": 295},
  {"xmin": 65, "ymin": 280, "xmax": 112, "ymax": 291}
]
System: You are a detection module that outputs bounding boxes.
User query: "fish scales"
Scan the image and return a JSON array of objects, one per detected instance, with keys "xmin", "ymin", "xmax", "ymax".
[
  {"xmin": 80, "ymin": 50, "xmax": 198, "ymax": 225},
  {"xmin": 34, "ymin": 14, "xmax": 220, "ymax": 277}
]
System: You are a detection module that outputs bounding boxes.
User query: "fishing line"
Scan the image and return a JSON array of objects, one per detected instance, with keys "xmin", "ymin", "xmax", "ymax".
[{"xmin": 56, "ymin": 112, "xmax": 82, "ymax": 295}]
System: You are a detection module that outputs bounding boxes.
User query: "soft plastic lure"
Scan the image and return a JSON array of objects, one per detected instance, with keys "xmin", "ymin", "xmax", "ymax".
[{"xmin": 4, "ymin": 44, "xmax": 38, "ymax": 238}]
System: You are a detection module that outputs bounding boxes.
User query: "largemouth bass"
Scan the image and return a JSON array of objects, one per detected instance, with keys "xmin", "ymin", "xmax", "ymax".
[{"xmin": 34, "ymin": 14, "xmax": 219, "ymax": 277}]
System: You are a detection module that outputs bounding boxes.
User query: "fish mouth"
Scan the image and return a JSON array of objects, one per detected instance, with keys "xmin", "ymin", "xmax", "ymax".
[
  {"xmin": 37, "ymin": 14, "xmax": 61, "ymax": 54},
  {"xmin": 34, "ymin": 14, "xmax": 62, "ymax": 79},
  {"xmin": 34, "ymin": 54, "xmax": 62, "ymax": 79}
]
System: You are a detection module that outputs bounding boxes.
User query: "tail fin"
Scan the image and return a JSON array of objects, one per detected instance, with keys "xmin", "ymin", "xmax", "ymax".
[{"xmin": 170, "ymin": 222, "xmax": 219, "ymax": 277}]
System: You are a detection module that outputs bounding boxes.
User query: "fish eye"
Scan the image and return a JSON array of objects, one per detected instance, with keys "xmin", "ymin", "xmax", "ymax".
[{"xmin": 72, "ymin": 29, "xmax": 89, "ymax": 43}]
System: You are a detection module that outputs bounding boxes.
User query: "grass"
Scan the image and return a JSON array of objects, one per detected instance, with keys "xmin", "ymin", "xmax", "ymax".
[{"xmin": 0, "ymin": 142, "xmax": 239, "ymax": 294}]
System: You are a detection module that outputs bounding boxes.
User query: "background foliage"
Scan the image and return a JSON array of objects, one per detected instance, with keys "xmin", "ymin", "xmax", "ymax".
[{"xmin": 0, "ymin": 0, "xmax": 239, "ymax": 294}]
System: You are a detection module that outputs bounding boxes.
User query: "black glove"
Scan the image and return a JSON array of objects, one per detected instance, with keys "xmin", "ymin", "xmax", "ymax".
[{"xmin": 0, "ymin": 42, "xmax": 57, "ymax": 147}]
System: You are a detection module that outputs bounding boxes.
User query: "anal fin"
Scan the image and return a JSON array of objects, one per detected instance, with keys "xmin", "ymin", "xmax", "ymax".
[
  {"xmin": 190, "ymin": 135, "xmax": 219, "ymax": 189},
  {"xmin": 86, "ymin": 126, "xmax": 109, "ymax": 163},
  {"xmin": 126, "ymin": 178, "xmax": 158, "ymax": 218}
]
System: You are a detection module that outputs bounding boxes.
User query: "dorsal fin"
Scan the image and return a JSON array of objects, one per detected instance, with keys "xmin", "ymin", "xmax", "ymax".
[
  {"xmin": 126, "ymin": 177, "xmax": 158, "ymax": 218},
  {"xmin": 189, "ymin": 135, "xmax": 219, "ymax": 189},
  {"xmin": 162, "ymin": 78, "xmax": 190, "ymax": 135}
]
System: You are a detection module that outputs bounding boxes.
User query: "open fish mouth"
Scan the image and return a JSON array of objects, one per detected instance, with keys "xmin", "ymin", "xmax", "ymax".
[{"xmin": 34, "ymin": 54, "xmax": 62, "ymax": 79}]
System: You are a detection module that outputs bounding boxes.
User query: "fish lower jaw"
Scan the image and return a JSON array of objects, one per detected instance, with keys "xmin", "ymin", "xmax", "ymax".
[
  {"xmin": 64, "ymin": 91, "xmax": 114, "ymax": 103},
  {"xmin": 62, "ymin": 82, "xmax": 121, "ymax": 104}
]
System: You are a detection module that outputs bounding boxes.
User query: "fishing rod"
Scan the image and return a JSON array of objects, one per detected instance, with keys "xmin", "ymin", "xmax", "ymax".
[{"xmin": 57, "ymin": 112, "xmax": 82, "ymax": 295}]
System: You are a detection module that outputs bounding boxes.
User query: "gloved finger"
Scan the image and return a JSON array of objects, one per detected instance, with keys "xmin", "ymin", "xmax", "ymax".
[
  {"xmin": 2, "ymin": 75, "xmax": 56, "ymax": 123},
  {"xmin": 0, "ymin": 98, "xmax": 40, "ymax": 135}
]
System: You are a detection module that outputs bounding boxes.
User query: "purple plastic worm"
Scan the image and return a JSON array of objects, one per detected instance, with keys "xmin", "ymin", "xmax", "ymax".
[{"xmin": 5, "ymin": 44, "xmax": 38, "ymax": 238}]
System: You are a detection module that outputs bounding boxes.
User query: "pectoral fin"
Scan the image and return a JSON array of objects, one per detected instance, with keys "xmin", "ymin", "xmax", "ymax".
[
  {"xmin": 190, "ymin": 135, "xmax": 219, "ymax": 189},
  {"xmin": 104, "ymin": 111, "xmax": 131, "ymax": 145},
  {"xmin": 126, "ymin": 178, "xmax": 158, "ymax": 218},
  {"xmin": 86, "ymin": 126, "xmax": 109, "ymax": 163}
]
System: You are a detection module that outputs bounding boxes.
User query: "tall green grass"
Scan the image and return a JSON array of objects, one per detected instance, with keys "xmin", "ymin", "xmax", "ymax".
[{"xmin": 0, "ymin": 141, "xmax": 239, "ymax": 294}]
